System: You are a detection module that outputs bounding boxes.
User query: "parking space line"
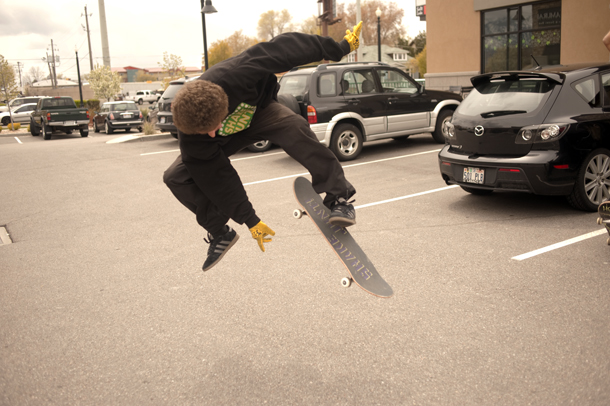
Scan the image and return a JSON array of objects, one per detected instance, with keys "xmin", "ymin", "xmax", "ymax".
[
  {"xmin": 140, "ymin": 149, "xmax": 179, "ymax": 156},
  {"xmin": 512, "ymin": 229, "xmax": 607, "ymax": 261},
  {"xmin": 355, "ymin": 185, "xmax": 459, "ymax": 209},
  {"xmin": 14, "ymin": 137, "xmax": 22, "ymax": 144}
]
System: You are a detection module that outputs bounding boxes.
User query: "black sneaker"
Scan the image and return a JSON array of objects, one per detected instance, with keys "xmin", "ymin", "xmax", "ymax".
[
  {"xmin": 202, "ymin": 227, "xmax": 239, "ymax": 272},
  {"xmin": 328, "ymin": 197, "xmax": 356, "ymax": 227}
]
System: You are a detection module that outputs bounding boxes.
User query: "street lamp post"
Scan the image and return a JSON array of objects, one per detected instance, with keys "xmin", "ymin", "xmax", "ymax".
[
  {"xmin": 75, "ymin": 48, "xmax": 84, "ymax": 106},
  {"xmin": 376, "ymin": 7, "xmax": 382, "ymax": 62},
  {"xmin": 200, "ymin": 0, "xmax": 218, "ymax": 71}
]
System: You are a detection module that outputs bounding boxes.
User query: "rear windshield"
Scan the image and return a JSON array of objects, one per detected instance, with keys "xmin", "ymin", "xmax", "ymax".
[
  {"xmin": 457, "ymin": 78, "xmax": 555, "ymax": 116},
  {"xmin": 110, "ymin": 102, "xmax": 138, "ymax": 111},
  {"xmin": 160, "ymin": 83, "xmax": 184, "ymax": 99},
  {"xmin": 42, "ymin": 98, "xmax": 77, "ymax": 109},
  {"xmin": 278, "ymin": 75, "xmax": 308, "ymax": 100}
]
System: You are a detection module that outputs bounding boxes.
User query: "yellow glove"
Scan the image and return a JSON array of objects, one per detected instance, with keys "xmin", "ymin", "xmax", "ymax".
[
  {"xmin": 344, "ymin": 21, "xmax": 363, "ymax": 52},
  {"xmin": 249, "ymin": 221, "xmax": 276, "ymax": 252}
]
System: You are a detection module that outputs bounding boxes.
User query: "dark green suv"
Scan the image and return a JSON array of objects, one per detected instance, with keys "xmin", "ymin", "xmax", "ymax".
[{"xmin": 277, "ymin": 62, "xmax": 462, "ymax": 160}]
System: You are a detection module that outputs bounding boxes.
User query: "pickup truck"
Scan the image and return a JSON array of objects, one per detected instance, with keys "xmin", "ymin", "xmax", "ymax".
[
  {"xmin": 29, "ymin": 96, "xmax": 90, "ymax": 140},
  {"xmin": 125, "ymin": 90, "xmax": 158, "ymax": 105}
]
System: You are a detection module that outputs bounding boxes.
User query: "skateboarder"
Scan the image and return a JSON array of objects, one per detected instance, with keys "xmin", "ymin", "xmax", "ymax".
[{"xmin": 163, "ymin": 23, "xmax": 362, "ymax": 271}]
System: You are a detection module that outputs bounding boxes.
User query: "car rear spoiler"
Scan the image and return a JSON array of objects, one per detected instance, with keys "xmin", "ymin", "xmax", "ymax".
[{"xmin": 471, "ymin": 71, "xmax": 564, "ymax": 87}]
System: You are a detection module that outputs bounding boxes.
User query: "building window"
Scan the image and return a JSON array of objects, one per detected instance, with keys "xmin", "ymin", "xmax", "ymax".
[
  {"xmin": 481, "ymin": 0, "xmax": 561, "ymax": 73},
  {"xmin": 346, "ymin": 52, "xmax": 356, "ymax": 63},
  {"xmin": 393, "ymin": 53, "xmax": 408, "ymax": 61}
]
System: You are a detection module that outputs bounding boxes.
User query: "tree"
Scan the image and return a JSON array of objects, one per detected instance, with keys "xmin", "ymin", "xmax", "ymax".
[
  {"xmin": 412, "ymin": 45, "xmax": 427, "ymax": 76},
  {"xmin": 136, "ymin": 71, "xmax": 156, "ymax": 82},
  {"xmin": 397, "ymin": 31, "xmax": 427, "ymax": 57},
  {"xmin": 226, "ymin": 30, "xmax": 258, "ymax": 57},
  {"xmin": 0, "ymin": 55, "xmax": 19, "ymax": 125},
  {"xmin": 257, "ymin": 9, "xmax": 293, "ymax": 41},
  {"xmin": 298, "ymin": 15, "xmax": 320, "ymax": 35},
  {"xmin": 24, "ymin": 66, "xmax": 45, "ymax": 86},
  {"xmin": 158, "ymin": 52, "xmax": 185, "ymax": 89},
  {"xmin": 207, "ymin": 40, "xmax": 232, "ymax": 68},
  {"xmin": 331, "ymin": 1, "xmax": 406, "ymax": 46},
  {"xmin": 88, "ymin": 64, "xmax": 121, "ymax": 101}
]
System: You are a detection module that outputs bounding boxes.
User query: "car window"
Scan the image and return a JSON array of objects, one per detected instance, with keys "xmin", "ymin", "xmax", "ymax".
[
  {"xmin": 111, "ymin": 102, "xmax": 138, "ymax": 111},
  {"xmin": 16, "ymin": 105, "xmax": 34, "ymax": 113},
  {"xmin": 342, "ymin": 70, "xmax": 377, "ymax": 94},
  {"xmin": 378, "ymin": 69, "xmax": 418, "ymax": 94},
  {"xmin": 278, "ymin": 75, "xmax": 308, "ymax": 100},
  {"xmin": 572, "ymin": 76, "xmax": 600, "ymax": 107},
  {"xmin": 317, "ymin": 73, "xmax": 337, "ymax": 97},
  {"xmin": 457, "ymin": 78, "xmax": 555, "ymax": 116},
  {"xmin": 600, "ymin": 72, "xmax": 610, "ymax": 108}
]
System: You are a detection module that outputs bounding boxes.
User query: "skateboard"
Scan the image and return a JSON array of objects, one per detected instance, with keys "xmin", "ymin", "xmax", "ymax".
[
  {"xmin": 293, "ymin": 176, "xmax": 393, "ymax": 298},
  {"xmin": 597, "ymin": 200, "xmax": 610, "ymax": 245}
]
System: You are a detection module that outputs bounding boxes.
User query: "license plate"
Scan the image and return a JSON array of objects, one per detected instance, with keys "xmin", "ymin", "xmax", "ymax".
[
  {"xmin": 159, "ymin": 117, "xmax": 165, "ymax": 123},
  {"xmin": 123, "ymin": 114, "xmax": 132, "ymax": 119},
  {"xmin": 463, "ymin": 167, "xmax": 485, "ymax": 184},
  {"xmin": 65, "ymin": 121, "xmax": 77, "ymax": 125}
]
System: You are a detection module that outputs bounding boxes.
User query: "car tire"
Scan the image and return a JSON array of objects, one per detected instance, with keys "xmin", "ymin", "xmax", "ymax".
[
  {"xmin": 460, "ymin": 186, "xmax": 494, "ymax": 196},
  {"xmin": 137, "ymin": 126, "xmax": 142, "ymax": 132},
  {"xmin": 278, "ymin": 94, "xmax": 300, "ymax": 115},
  {"xmin": 105, "ymin": 121, "xmax": 114, "ymax": 134},
  {"xmin": 1, "ymin": 116, "xmax": 10, "ymax": 126},
  {"xmin": 432, "ymin": 109, "xmax": 454, "ymax": 144},
  {"xmin": 94, "ymin": 121, "xmax": 100, "ymax": 133},
  {"xmin": 330, "ymin": 123, "xmax": 363, "ymax": 161},
  {"xmin": 80, "ymin": 129, "xmax": 89, "ymax": 137},
  {"xmin": 567, "ymin": 148, "xmax": 610, "ymax": 212},
  {"xmin": 43, "ymin": 124, "xmax": 52, "ymax": 140},
  {"xmin": 125, "ymin": 128, "xmax": 131, "ymax": 133},
  {"xmin": 247, "ymin": 140, "xmax": 272, "ymax": 152},
  {"xmin": 138, "ymin": 99, "xmax": 143, "ymax": 105},
  {"xmin": 30, "ymin": 118, "xmax": 40, "ymax": 136}
]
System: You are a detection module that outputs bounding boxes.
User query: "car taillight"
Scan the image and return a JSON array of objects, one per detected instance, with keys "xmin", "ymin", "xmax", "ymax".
[
  {"xmin": 86, "ymin": 111, "xmax": 90, "ymax": 119},
  {"xmin": 516, "ymin": 124, "xmax": 569, "ymax": 144},
  {"xmin": 46, "ymin": 112, "xmax": 51, "ymax": 121},
  {"xmin": 139, "ymin": 112, "xmax": 143, "ymax": 119},
  {"xmin": 307, "ymin": 105, "xmax": 317, "ymax": 124},
  {"xmin": 109, "ymin": 113, "xmax": 115, "ymax": 120}
]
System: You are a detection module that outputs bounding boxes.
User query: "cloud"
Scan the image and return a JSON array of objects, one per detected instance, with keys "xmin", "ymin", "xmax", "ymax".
[{"xmin": 0, "ymin": 2, "xmax": 64, "ymax": 37}]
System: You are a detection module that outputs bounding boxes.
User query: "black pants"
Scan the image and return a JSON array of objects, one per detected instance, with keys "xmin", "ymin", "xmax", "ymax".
[{"xmin": 163, "ymin": 101, "xmax": 355, "ymax": 235}]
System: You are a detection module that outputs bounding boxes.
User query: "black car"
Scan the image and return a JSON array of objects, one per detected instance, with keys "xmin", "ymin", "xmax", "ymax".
[
  {"xmin": 438, "ymin": 63, "xmax": 610, "ymax": 211},
  {"xmin": 278, "ymin": 62, "xmax": 462, "ymax": 160},
  {"xmin": 157, "ymin": 77, "xmax": 199, "ymax": 139},
  {"xmin": 93, "ymin": 101, "xmax": 143, "ymax": 134}
]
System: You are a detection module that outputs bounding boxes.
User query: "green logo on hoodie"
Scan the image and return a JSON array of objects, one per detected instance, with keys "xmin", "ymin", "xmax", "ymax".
[{"xmin": 218, "ymin": 102, "xmax": 256, "ymax": 136}]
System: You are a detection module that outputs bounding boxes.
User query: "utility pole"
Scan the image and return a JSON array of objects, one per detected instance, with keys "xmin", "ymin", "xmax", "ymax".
[
  {"xmin": 16, "ymin": 62, "xmax": 23, "ymax": 89},
  {"xmin": 82, "ymin": 5, "xmax": 94, "ymax": 71},
  {"xmin": 98, "ymin": 0, "xmax": 111, "ymax": 67},
  {"xmin": 44, "ymin": 53, "xmax": 54, "ymax": 88},
  {"xmin": 50, "ymin": 39, "xmax": 58, "ymax": 89}
]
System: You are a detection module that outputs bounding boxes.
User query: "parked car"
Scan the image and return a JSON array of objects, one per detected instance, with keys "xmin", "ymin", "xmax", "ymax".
[
  {"xmin": 157, "ymin": 77, "xmax": 200, "ymax": 139},
  {"xmin": 0, "ymin": 96, "xmax": 44, "ymax": 113},
  {"xmin": 438, "ymin": 62, "xmax": 610, "ymax": 212},
  {"xmin": 0, "ymin": 103, "xmax": 37, "ymax": 125},
  {"xmin": 93, "ymin": 101, "xmax": 143, "ymax": 134},
  {"xmin": 125, "ymin": 90, "xmax": 158, "ymax": 105},
  {"xmin": 30, "ymin": 96, "xmax": 89, "ymax": 139},
  {"xmin": 277, "ymin": 62, "xmax": 462, "ymax": 160}
]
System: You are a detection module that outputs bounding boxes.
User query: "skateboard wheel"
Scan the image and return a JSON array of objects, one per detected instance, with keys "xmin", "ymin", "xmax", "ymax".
[
  {"xmin": 607, "ymin": 238, "xmax": 610, "ymax": 246},
  {"xmin": 293, "ymin": 209, "xmax": 305, "ymax": 219},
  {"xmin": 598, "ymin": 217, "xmax": 603, "ymax": 225},
  {"xmin": 341, "ymin": 277, "xmax": 352, "ymax": 288}
]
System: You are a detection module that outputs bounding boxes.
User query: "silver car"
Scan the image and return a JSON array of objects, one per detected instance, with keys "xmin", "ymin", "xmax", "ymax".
[{"xmin": 0, "ymin": 103, "xmax": 38, "ymax": 126}]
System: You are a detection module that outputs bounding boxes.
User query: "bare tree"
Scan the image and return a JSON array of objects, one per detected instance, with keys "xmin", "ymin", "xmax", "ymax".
[
  {"xmin": 24, "ymin": 66, "xmax": 45, "ymax": 86},
  {"xmin": 298, "ymin": 15, "xmax": 320, "ymax": 36},
  {"xmin": 226, "ymin": 30, "xmax": 258, "ymax": 57}
]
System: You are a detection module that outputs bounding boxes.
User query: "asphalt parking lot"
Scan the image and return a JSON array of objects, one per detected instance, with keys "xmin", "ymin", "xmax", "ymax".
[{"xmin": 1, "ymin": 130, "xmax": 609, "ymax": 405}]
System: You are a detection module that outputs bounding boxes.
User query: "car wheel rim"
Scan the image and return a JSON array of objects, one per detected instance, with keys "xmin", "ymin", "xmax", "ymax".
[
  {"xmin": 441, "ymin": 116, "xmax": 452, "ymax": 138},
  {"xmin": 584, "ymin": 153, "xmax": 610, "ymax": 205},
  {"xmin": 254, "ymin": 141, "xmax": 269, "ymax": 148},
  {"xmin": 338, "ymin": 131, "xmax": 357, "ymax": 156}
]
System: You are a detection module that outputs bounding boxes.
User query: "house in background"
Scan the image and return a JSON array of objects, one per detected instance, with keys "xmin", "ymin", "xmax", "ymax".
[
  {"xmin": 111, "ymin": 66, "xmax": 204, "ymax": 82},
  {"xmin": 342, "ymin": 45, "xmax": 417, "ymax": 77},
  {"xmin": 425, "ymin": 0, "xmax": 610, "ymax": 91}
]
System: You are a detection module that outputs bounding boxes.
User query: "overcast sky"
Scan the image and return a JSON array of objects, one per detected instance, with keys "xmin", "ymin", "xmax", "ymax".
[{"xmin": 1, "ymin": 0, "xmax": 426, "ymax": 82}]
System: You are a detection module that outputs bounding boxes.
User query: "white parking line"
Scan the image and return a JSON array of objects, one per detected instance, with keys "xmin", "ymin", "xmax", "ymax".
[
  {"xmin": 355, "ymin": 185, "xmax": 459, "ymax": 209},
  {"xmin": 140, "ymin": 149, "xmax": 179, "ymax": 156},
  {"xmin": 242, "ymin": 148, "xmax": 442, "ymax": 186},
  {"xmin": 512, "ymin": 229, "xmax": 607, "ymax": 261},
  {"xmin": 14, "ymin": 137, "xmax": 22, "ymax": 144}
]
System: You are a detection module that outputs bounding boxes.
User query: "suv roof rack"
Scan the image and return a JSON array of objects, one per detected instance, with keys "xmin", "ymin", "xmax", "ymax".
[{"xmin": 316, "ymin": 61, "xmax": 390, "ymax": 70}]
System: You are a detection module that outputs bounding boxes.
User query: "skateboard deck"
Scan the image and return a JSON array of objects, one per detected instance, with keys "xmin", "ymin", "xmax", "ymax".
[
  {"xmin": 293, "ymin": 176, "xmax": 393, "ymax": 298},
  {"xmin": 597, "ymin": 200, "xmax": 610, "ymax": 245}
]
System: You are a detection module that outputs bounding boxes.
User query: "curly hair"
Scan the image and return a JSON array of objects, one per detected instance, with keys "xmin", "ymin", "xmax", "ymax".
[{"xmin": 171, "ymin": 80, "xmax": 229, "ymax": 134}]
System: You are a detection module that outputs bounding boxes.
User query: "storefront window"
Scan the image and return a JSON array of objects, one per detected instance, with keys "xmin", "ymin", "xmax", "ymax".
[{"xmin": 482, "ymin": 1, "xmax": 561, "ymax": 73}]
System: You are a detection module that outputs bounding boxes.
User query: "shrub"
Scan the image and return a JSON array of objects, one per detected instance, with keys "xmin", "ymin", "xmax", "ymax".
[
  {"xmin": 8, "ymin": 123, "xmax": 21, "ymax": 130},
  {"xmin": 142, "ymin": 121, "xmax": 156, "ymax": 135}
]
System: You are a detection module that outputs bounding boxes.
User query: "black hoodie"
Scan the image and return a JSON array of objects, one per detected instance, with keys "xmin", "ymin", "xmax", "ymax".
[{"xmin": 179, "ymin": 33, "xmax": 351, "ymax": 228}]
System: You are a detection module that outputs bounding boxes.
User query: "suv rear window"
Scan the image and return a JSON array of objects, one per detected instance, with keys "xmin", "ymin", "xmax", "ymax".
[
  {"xmin": 110, "ymin": 102, "xmax": 138, "ymax": 111},
  {"xmin": 457, "ymin": 78, "xmax": 554, "ymax": 116},
  {"xmin": 278, "ymin": 75, "xmax": 308, "ymax": 100}
]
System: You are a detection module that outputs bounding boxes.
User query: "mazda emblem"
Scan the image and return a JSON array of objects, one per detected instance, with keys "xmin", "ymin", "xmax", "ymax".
[{"xmin": 474, "ymin": 125, "xmax": 485, "ymax": 136}]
